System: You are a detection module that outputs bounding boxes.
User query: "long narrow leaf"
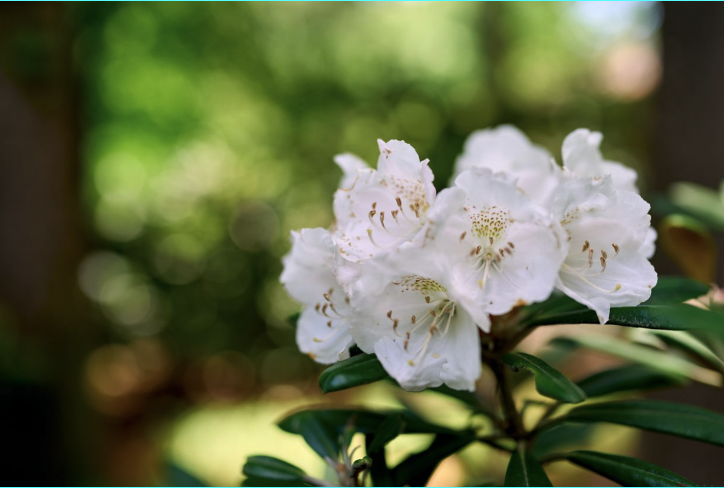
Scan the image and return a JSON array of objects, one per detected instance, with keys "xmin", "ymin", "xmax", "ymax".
[
  {"xmin": 318, "ymin": 353, "xmax": 390, "ymax": 393},
  {"xmin": 504, "ymin": 450, "xmax": 552, "ymax": 487},
  {"xmin": 392, "ymin": 434, "xmax": 475, "ymax": 487},
  {"xmin": 577, "ymin": 364, "xmax": 686, "ymax": 398},
  {"xmin": 503, "ymin": 352, "xmax": 586, "ymax": 403},
  {"xmin": 562, "ymin": 450, "xmax": 698, "ymax": 487}
]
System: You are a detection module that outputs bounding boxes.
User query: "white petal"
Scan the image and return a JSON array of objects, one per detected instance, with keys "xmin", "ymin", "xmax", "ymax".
[
  {"xmin": 557, "ymin": 249, "xmax": 657, "ymax": 323},
  {"xmin": 453, "ymin": 125, "xmax": 560, "ymax": 206},
  {"xmin": 640, "ymin": 227, "xmax": 657, "ymax": 259},
  {"xmin": 334, "ymin": 153, "xmax": 369, "ymax": 190},
  {"xmin": 562, "ymin": 129, "xmax": 638, "ymax": 193},
  {"xmin": 372, "ymin": 306, "xmax": 481, "ymax": 392},
  {"xmin": 297, "ymin": 306, "xmax": 354, "ymax": 364},
  {"xmin": 280, "ymin": 228, "xmax": 337, "ymax": 305}
]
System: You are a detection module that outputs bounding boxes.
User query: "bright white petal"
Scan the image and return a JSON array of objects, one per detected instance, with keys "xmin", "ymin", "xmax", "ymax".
[
  {"xmin": 297, "ymin": 306, "xmax": 354, "ymax": 364},
  {"xmin": 562, "ymin": 129, "xmax": 638, "ymax": 193},
  {"xmin": 453, "ymin": 125, "xmax": 560, "ymax": 206},
  {"xmin": 280, "ymin": 228, "xmax": 338, "ymax": 305},
  {"xmin": 640, "ymin": 227, "xmax": 657, "ymax": 259},
  {"xmin": 334, "ymin": 153, "xmax": 369, "ymax": 190}
]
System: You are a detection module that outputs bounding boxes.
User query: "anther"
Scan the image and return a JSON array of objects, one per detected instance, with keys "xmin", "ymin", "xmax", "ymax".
[
  {"xmin": 508, "ymin": 242, "xmax": 515, "ymax": 249},
  {"xmin": 322, "ymin": 303, "xmax": 330, "ymax": 317},
  {"xmin": 612, "ymin": 243, "xmax": 619, "ymax": 255},
  {"xmin": 425, "ymin": 296, "xmax": 431, "ymax": 303},
  {"xmin": 314, "ymin": 303, "xmax": 320, "ymax": 312},
  {"xmin": 372, "ymin": 202, "xmax": 377, "ymax": 210},
  {"xmin": 393, "ymin": 318, "xmax": 399, "ymax": 333},
  {"xmin": 460, "ymin": 231, "xmax": 467, "ymax": 242},
  {"xmin": 430, "ymin": 309, "xmax": 436, "ymax": 317},
  {"xmin": 387, "ymin": 310, "xmax": 393, "ymax": 319},
  {"xmin": 380, "ymin": 211, "xmax": 386, "ymax": 229},
  {"xmin": 582, "ymin": 240, "xmax": 590, "ymax": 252},
  {"xmin": 489, "ymin": 237, "xmax": 494, "ymax": 245},
  {"xmin": 601, "ymin": 250, "xmax": 607, "ymax": 260},
  {"xmin": 588, "ymin": 248, "xmax": 594, "ymax": 268},
  {"xmin": 396, "ymin": 197, "xmax": 403, "ymax": 209},
  {"xmin": 475, "ymin": 245, "xmax": 482, "ymax": 255},
  {"xmin": 411, "ymin": 315, "xmax": 416, "ymax": 324},
  {"xmin": 323, "ymin": 293, "xmax": 331, "ymax": 302},
  {"xmin": 391, "ymin": 209, "xmax": 399, "ymax": 221},
  {"xmin": 600, "ymin": 256, "xmax": 607, "ymax": 272},
  {"xmin": 327, "ymin": 321, "xmax": 332, "ymax": 328}
]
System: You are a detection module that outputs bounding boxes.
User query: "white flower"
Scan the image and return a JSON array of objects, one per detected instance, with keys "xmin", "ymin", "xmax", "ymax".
[
  {"xmin": 280, "ymin": 228, "xmax": 353, "ymax": 364},
  {"xmin": 350, "ymin": 245, "xmax": 489, "ymax": 392},
  {"xmin": 334, "ymin": 153, "xmax": 369, "ymax": 190},
  {"xmin": 562, "ymin": 129, "xmax": 638, "ymax": 194},
  {"xmin": 552, "ymin": 175, "xmax": 657, "ymax": 323},
  {"xmin": 452, "ymin": 125, "xmax": 561, "ymax": 207},
  {"xmin": 425, "ymin": 168, "xmax": 568, "ymax": 316},
  {"xmin": 333, "ymin": 139, "xmax": 436, "ymax": 263}
]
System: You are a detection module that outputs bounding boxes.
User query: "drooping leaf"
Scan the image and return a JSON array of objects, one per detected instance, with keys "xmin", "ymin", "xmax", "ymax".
[
  {"xmin": 504, "ymin": 450, "xmax": 553, "ymax": 487},
  {"xmin": 651, "ymin": 330, "xmax": 724, "ymax": 373},
  {"xmin": 557, "ymin": 400, "xmax": 724, "ymax": 447},
  {"xmin": 550, "ymin": 335, "xmax": 716, "ymax": 386},
  {"xmin": 530, "ymin": 304, "xmax": 724, "ymax": 332},
  {"xmin": 659, "ymin": 214, "xmax": 717, "ymax": 283},
  {"xmin": 562, "ymin": 450, "xmax": 698, "ymax": 487},
  {"xmin": 503, "ymin": 352, "xmax": 586, "ymax": 404},
  {"xmin": 318, "ymin": 353, "xmax": 390, "ymax": 394},
  {"xmin": 533, "ymin": 423, "xmax": 596, "ymax": 457},
  {"xmin": 391, "ymin": 434, "xmax": 475, "ymax": 487},
  {"xmin": 577, "ymin": 364, "xmax": 686, "ymax": 398},
  {"xmin": 365, "ymin": 434, "xmax": 394, "ymax": 487},
  {"xmin": 645, "ymin": 276, "xmax": 710, "ymax": 305},
  {"xmin": 242, "ymin": 456, "xmax": 310, "ymax": 485},
  {"xmin": 367, "ymin": 414, "xmax": 406, "ymax": 454}
]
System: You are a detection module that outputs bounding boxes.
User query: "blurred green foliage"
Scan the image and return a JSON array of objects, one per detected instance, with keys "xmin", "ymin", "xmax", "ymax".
[{"xmin": 71, "ymin": 2, "xmax": 660, "ymax": 392}]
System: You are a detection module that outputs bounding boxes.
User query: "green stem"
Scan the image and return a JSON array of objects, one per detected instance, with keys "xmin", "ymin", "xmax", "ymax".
[{"xmin": 490, "ymin": 358, "xmax": 526, "ymax": 439}]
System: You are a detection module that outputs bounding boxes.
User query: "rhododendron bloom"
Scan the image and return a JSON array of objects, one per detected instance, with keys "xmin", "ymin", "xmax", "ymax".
[
  {"xmin": 280, "ymin": 228, "xmax": 353, "ymax": 363},
  {"xmin": 552, "ymin": 175, "xmax": 657, "ymax": 323},
  {"xmin": 350, "ymin": 246, "xmax": 488, "ymax": 392},
  {"xmin": 333, "ymin": 139, "xmax": 435, "ymax": 263},
  {"xmin": 426, "ymin": 169, "xmax": 568, "ymax": 315},
  {"xmin": 453, "ymin": 125, "xmax": 561, "ymax": 207}
]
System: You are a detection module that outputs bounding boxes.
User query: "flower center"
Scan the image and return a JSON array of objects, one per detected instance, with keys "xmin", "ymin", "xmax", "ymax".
[
  {"xmin": 461, "ymin": 206, "xmax": 517, "ymax": 290},
  {"xmin": 366, "ymin": 195, "xmax": 427, "ymax": 250},
  {"xmin": 561, "ymin": 238, "xmax": 623, "ymax": 293},
  {"xmin": 311, "ymin": 287, "xmax": 351, "ymax": 343},
  {"xmin": 389, "ymin": 275, "xmax": 456, "ymax": 366}
]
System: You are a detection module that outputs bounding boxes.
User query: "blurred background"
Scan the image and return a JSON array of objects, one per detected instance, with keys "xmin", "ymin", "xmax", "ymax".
[{"xmin": 2, "ymin": 2, "xmax": 724, "ymax": 486}]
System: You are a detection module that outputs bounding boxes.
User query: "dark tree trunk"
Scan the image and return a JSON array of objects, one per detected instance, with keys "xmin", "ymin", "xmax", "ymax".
[
  {"xmin": 641, "ymin": 4, "xmax": 724, "ymax": 485},
  {"xmin": 0, "ymin": 3, "xmax": 101, "ymax": 484}
]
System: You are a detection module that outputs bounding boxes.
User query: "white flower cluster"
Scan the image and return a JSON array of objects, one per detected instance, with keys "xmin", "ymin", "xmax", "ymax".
[{"xmin": 281, "ymin": 126, "xmax": 657, "ymax": 392}]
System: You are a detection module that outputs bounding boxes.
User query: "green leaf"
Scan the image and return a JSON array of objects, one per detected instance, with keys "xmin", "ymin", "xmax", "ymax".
[
  {"xmin": 367, "ymin": 414, "xmax": 405, "ymax": 453},
  {"xmin": 164, "ymin": 463, "xmax": 207, "ymax": 487},
  {"xmin": 503, "ymin": 352, "xmax": 586, "ymax": 404},
  {"xmin": 533, "ymin": 423, "xmax": 596, "ymax": 457},
  {"xmin": 318, "ymin": 353, "xmax": 390, "ymax": 393},
  {"xmin": 645, "ymin": 276, "xmax": 710, "ymax": 305},
  {"xmin": 558, "ymin": 400, "xmax": 724, "ymax": 447},
  {"xmin": 365, "ymin": 434, "xmax": 394, "ymax": 487},
  {"xmin": 279, "ymin": 407, "xmax": 462, "ymax": 444},
  {"xmin": 242, "ymin": 456, "xmax": 309, "ymax": 484},
  {"xmin": 549, "ymin": 334, "xmax": 715, "ymax": 386},
  {"xmin": 659, "ymin": 215, "xmax": 718, "ymax": 283},
  {"xmin": 577, "ymin": 364, "xmax": 686, "ymax": 398},
  {"xmin": 392, "ymin": 434, "xmax": 475, "ymax": 487},
  {"xmin": 651, "ymin": 330, "xmax": 724, "ymax": 372},
  {"xmin": 562, "ymin": 450, "xmax": 698, "ymax": 487},
  {"xmin": 504, "ymin": 450, "xmax": 553, "ymax": 487},
  {"xmin": 531, "ymin": 304, "xmax": 724, "ymax": 333}
]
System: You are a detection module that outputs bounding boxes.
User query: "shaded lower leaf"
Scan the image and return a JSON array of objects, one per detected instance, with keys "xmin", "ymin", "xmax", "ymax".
[
  {"xmin": 533, "ymin": 423, "xmax": 596, "ymax": 457},
  {"xmin": 651, "ymin": 330, "xmax": 724, "ymax": 373},
  {"xmin": 558, "ymin": 400, "xmax": 724, "ymax": 447},
  {"xmin": 242, "ymin": 456, "xmax": 309, "ymax": 484},
  {"xmin": 503, "ymin": 352, "xmax": 586, "ymax": 404},
  {"xmin": 504, "ymin": 450, "xmax": 552, "ymax": 487},
  {"xmin": 392, "ymin": 434, "xmax": 475, "ymax": 487},
  {"xmin": 367, "ymin": 414, "xmax": 405, "ymax": 453},
  {"xmin": 365, "ymin": 434, "xmax": 394, "ymax": 487},
  {"xmin": 164, "ymin": 462, "xmax": 207, "ymax": 487},
  {"xmin": 577, "ymin": 364, "xmax": 686, "ymax": 398},
  {"xmin": 563, "ymin": 450, "xmax": 698, "ymax": 487},
  {"xmin": 318, "ymin": 353, "xmax": 390, "ymax": 394}
]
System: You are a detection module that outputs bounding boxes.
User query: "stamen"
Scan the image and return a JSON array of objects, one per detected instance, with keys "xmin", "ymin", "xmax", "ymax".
[
  {"xmin": 372, "ymin": 202, "xmax": 377, "ymax": 210},
  {"xmin": 393, "ymin": 318, "xmax": 399, "ymax": 334},
  {"xmin": 600, "ymin": 256, "xmax": 607, "ymax": 272},
  {"xmin": 587, "ymin": 248, "xmax": 594, "ymax": 268},
  {"xmin": 404, "ymin": 331, "xmax": 410, "ymax": 351},
  {"xmin": 322, "ymin": 303, "xmax": 330, "ymax": 317},
  {"xmin": 489, "ymin": 237, "xmax": 494, "ymax": 245},
  {"xmin": 315, "ymin": 303, "xmax": 320, "ymax": 312},
  {"xmin": 323, "ymin": 293, "xmax": 331, "ymax": 302},
  {"xmin": 327, "ymin": 321, "xmax": 332, "ymax": 328},
  {"xmin": 387, "ymin": 310, "xmax": 393, "ymax": 319},
  {"xmin": 475, "ymin": 245, "xmax": 482, "ymax": 255},
  {"xmin": 430, "ymin": 309, "xmax": 437, "ymax": 317},
  {"xmin": 460, "ymin": 231, "xmax": 467, "ymax": 242},
  {"xmin": 411, "ymin": 315, "xmax": 416, "ymax": 324},
  {"xmin": 345, "ymin": 296, "xmax": 350, "ymax": 304},
  {"xmin": 582, "ymin": 240, "xmax": 590, "ymax": 252},
  {"xmin": 601, "ymin": 250, "xmax": 607, "ymax": 260},
  {"xmin": 391, "ymin": 209, "xmax": 399, "ymax": 222},
  {"xmin": 612, "ymin": 243, "xmax": 619, "ymax": 255},
  {"xmin": 425, "ymin": 296, "xmax": 431, "ymax": 303},
  {"xmin": 395, "ymin": 197, "xmax": 402, "ymax": 209},
  {"xmin": 508, "ymin": 242, "xmax": 515, "ymax": 249},
  {"xmin": 380, "ymin": 211, "xmax": 386, "ymax": 229}
]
